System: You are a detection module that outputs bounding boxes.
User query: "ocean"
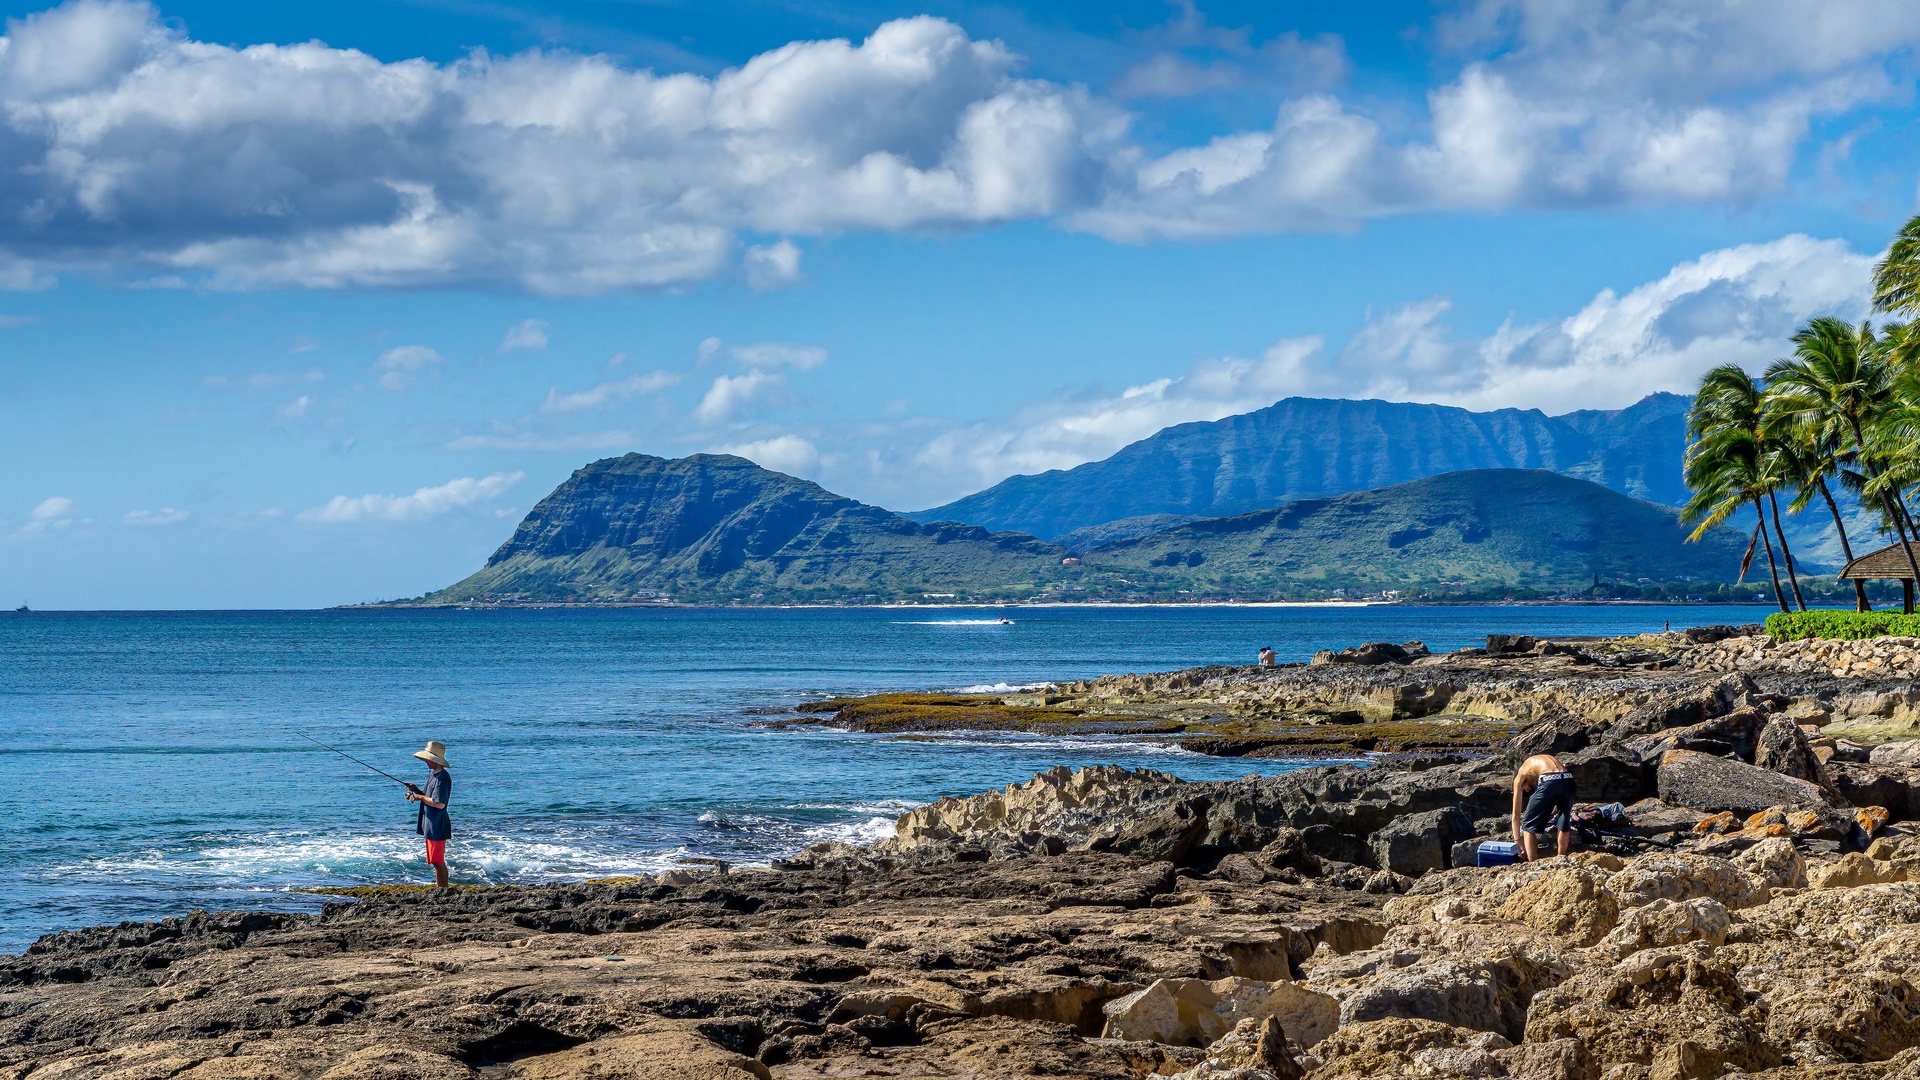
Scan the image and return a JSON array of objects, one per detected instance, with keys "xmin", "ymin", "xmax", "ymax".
[{"xmin": 0, "ymin": 603, "xmax": 1764, "ymax": 953}]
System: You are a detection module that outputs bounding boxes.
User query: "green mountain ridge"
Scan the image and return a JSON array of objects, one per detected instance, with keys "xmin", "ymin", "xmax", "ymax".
[
  {"xmin": 414, "ymin": 454, "xmax": 1752, "ymax": 605},
  {"xmin": 1083, "ymin": 469, "xmax": 1751, "ymax": 597},
  {"xmin": 911, "ymin": 393, "xmax": 1692, "ymax": 540},
  {"xmin": 420, "ymin": 453, "xmax": 1071, "ymax": 604}
]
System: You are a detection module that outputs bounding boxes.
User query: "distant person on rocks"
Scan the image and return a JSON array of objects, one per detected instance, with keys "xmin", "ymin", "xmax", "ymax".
[
  {"xmin": 407, "ymin": 740, "xmax": 453, "ymax": 887},
  {"xmin": 1258, "ymin": 646, "xmax": 1277, "ymax": 667},
  {"xmin": 1512, "ymin": 753, "xmax": 1575, "ymax": 861}
]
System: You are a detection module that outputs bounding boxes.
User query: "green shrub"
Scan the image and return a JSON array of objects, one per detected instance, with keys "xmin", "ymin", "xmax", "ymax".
[{"xmin": 1766, "ymin": 610, "xmax": 1920, "ymax": 641}]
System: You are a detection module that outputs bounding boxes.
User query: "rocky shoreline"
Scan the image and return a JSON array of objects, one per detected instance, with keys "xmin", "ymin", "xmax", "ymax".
[{"xmin": 15, "ymin": 628, "xmax": 1920, "ymax": 1078}]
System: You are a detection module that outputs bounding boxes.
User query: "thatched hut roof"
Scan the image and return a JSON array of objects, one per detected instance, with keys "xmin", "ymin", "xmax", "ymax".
[{"xmin": 1839, "ymin": 542, "xmax": 1920, "ymax": 581}]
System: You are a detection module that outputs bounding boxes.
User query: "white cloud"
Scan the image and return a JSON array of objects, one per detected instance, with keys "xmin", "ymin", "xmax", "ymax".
[
  {"xmin": 743, "ymin": 240, "xmax": 804, "ymax": 291},
  {"xmin": 123, "ymin": 507, "xmax": 187, "ymax": 525},
  {"xmin": 0, "ymin": 6, "xmax": 1113, "ymax": 293},
  {"xmin": 498, "ymin": 319, "xmax": 550, "ymax": 352},
  {"xmin": 715, "ymin": 434, "xmax": 821, "ymax": 475},
  {"xmin": 1329, "ymin": 233, "xmax": 1874, "ymax": 413},
  {"xmin": 375, "ymin": 345, "xmax": 441, "ymax": 390},
  {"xmin": 15, "ymin": 495, "xmax": 75, "ymax": 535},
  {"xmin": 0, "ymin": 314, "xmax": 35, "ymax": 328},
  {"xmin": 539, "ymin": 371, "xmax": 679, "ymax": 413},
  {"xmin": 694, "ymin": 370, "xmax": 785, "ymax": 423},
  {"xmin": 298, "ymin": 472, "xmax": 523, "ymax": 524},
  {"xmin": 278, "ymin": 395, "xmax": 311, "ymax": 418},
  {"xmin": 0, "ymin": 1, "xmax": 1899, "ymax": 292},
  {"xmin": 727, "ymin": 342, "xmax": 828, "ymax": 371}
]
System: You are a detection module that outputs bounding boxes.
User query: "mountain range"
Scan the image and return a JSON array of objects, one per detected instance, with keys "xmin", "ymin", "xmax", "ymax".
[
  {"xmin": 910, "ymin": 393, "xmax": 1691, "ymax": 540},
  {"xmin": 417, "ymin": 452, "xmax": 1749, "ymax": 605}
]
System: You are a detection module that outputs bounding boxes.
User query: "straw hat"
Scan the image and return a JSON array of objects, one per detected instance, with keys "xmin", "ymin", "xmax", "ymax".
[{"xmin": 413, "ymin": 740, "xmax": 448, "ymax": 768}]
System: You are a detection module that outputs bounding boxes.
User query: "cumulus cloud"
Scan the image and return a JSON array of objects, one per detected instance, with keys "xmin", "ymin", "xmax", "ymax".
[
  {"xmin": 123, "ymin": 507, "xmax": 187, "ymax": 525},
  {"xmin": 743, "ymin": 240, "xmax": 803, "ymax": 291},
  {"xmin": 0, "ymin": 5, "xmax": 1111, "ymax": 293},
  {"xmin": 375, "ymin": 345, "xmax": 441, "ymax": 390},
  {"xmin": 539, "ymin": 370, "xmax": 678, "ymax": 413},
  {"xmin": 16, "ymin": 495, "xmax": 75, "ymax": 535},
  {"xmin": 694, "ymin": 370, "xmax": 786, "ymax": 423},
  {"xmin": 298, "ymin": 472, "xmax": 523, "ymax": 523},
  {"xmin": 498, "ymin": 319, "xmax": 549, "ymax": 352},
  {"xmin": 1331, "ymin": 233, "xmax": 1874, "ymax": 413},
  {"xmin": 727, "ymin": 342, "xmax": 828, "ymax": 370},
  {"xmin": 715, "ymin": 434, "xmax": 821, "ymax": 475},
  {"xmin": 0, "ymin": 1, "xmax": 1905, "ymax": 292}
]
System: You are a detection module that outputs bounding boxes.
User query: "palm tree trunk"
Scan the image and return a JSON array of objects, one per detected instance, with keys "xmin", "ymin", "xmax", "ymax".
[
  {"xmin": 1818, "ymin": 475, "xmax": 1870, "ymax": 610},
  {"xmin": 1754, "ymin": 497, "xmax": 1790, "ymax": 612},
  {"xmin": 1768, "ymin": 490, "xmax": 1807, "ymax": 610},
  {"xmin": 1847, "ymin": 416, "xmax": 1920, "ymax": 586}
]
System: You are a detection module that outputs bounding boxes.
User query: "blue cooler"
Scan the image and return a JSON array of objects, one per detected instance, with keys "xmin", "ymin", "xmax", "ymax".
[{"xmin": 1475, "ymin": 840, "xmax": 1520, "ymax": 867}]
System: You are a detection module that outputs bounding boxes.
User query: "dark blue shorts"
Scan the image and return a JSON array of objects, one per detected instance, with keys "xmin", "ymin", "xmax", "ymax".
[{"xmin": 1522, "ymin": 772, "xmax": 1576, "ymax": 834}]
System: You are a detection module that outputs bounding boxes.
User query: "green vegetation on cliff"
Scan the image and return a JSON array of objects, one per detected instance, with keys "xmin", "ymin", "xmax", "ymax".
[
  {"xmin": 1083, "ymin": 469, "xmax": 1749, "ymax": 598},
  {"xmin": 418, "ymin": 453, "xmax": 1073, "ymax": 604}
]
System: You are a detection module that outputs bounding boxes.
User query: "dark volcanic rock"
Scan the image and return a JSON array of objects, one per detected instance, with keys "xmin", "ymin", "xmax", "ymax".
[
  {"xmin": 1368, "ymin": 807, "xmax": 1476, "ymax": 876},
  {"xmin": 1656, "ymin": 749, "xmax": 1834, "ymax": 815}
]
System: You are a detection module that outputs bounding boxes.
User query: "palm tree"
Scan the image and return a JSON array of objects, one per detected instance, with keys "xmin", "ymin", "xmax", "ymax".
[
  {"xmin": 1766, "ymin": 317, "xmax": 1920, "ymax": 591},
  {"xmin": 1687, "ymin": 365, "xmax": 1794, "ymax": 611},
  {"xmin": 1683, "ymin": 424, "xmax": 1789, "ymax": 611},
  {"xmin": 1768, "ymin": 413, "xmax": 1870, "ymax": 610},
  {"xmin": 1873, "ymin": 214, "xmax": 1920, "ymax": 314}
]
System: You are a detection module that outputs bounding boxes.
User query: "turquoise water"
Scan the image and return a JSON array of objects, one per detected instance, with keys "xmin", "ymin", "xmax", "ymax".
[{"xmin": 0, "ymin": 604, "xmax": 1761, "ymax": 952}]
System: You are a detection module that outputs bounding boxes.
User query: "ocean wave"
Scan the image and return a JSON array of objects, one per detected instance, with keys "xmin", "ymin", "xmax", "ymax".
[
  {"xmin": 895, "ymin": 619, "xmax": 1015, "ymax": 626},
  {"xmin": 947, "ymin": 681, "xmax": 1053, "ymax": 694}
]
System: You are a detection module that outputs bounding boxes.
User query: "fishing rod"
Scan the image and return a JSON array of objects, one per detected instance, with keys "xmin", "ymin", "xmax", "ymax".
[{"xmin": 295, "ymin": 732, "xmax": 422, "ymax": 794}]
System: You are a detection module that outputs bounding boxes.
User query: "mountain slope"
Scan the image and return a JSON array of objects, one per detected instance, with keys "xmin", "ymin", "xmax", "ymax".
[
  {"xmin": 912, "ymin": 393, "xmax": 1691, "ymax": 539},
  {"xmin": 1085, "ymin": 469, "xmax": 1747, "ymax": 595},
  {"xmin": 419, "ymin": 453, "xmax": 1071, "ymax": 603}
]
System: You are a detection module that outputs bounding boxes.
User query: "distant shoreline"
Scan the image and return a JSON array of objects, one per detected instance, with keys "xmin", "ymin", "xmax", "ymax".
[{"xmin": 334, "ymin": 597, "xmax": 1777, "ymax": 612}]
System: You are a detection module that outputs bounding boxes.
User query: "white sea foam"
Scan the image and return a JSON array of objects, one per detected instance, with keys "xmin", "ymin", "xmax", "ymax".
[
  {"xmin": 895, "ymin": 619, "xmax": 1014, "ymax": 626},
  {"xmin": 947, "ymin": 681, "xmax": 1053, "ymax": 694}
]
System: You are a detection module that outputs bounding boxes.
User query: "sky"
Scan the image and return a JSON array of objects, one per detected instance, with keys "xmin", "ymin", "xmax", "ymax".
[{"xmin": 4, "ymin": 0, "xmax": 1920, "ymax": 607}]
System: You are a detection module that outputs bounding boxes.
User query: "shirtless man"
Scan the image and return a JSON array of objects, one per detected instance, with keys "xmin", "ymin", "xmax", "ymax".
[{"xmin": 1512, "ymin": 754, "xmax": 1576, "ymax": 861}]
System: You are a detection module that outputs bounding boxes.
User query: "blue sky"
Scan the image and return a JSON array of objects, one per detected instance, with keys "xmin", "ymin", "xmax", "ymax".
[{"xmin": 5, "ymin": 0, "xmax": 1920, "ymax": 607}]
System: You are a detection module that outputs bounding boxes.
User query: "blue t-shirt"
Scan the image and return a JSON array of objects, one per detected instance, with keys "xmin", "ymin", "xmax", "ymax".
[{"xmin": 417, "ymin": 769, "xmax": 452, "ymax": 840}]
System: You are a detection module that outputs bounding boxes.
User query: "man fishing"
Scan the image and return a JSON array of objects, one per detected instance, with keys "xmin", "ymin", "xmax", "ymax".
[
  {"xmin": 1512, "ymin": 753, "xmax": 1575, "ymax": 861},
  {"xmin": 406, "ymin": 741, "xmax": 453, "ymax": 887}
]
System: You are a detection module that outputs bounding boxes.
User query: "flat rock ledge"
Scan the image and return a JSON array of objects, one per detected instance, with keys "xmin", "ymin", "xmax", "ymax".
[{"xmin": 19, "ymin": 633, "xmax": 1920, "ymax": 1078}]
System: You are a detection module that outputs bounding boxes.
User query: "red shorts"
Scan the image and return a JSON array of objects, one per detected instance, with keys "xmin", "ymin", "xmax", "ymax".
[{"xmin": 424, "ymin": 839, "xmax": 446, "ymax": 866}]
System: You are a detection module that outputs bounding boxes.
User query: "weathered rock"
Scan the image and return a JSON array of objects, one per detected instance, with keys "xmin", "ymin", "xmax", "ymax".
[
  {"xmin": 1828, "ymin": 761, "xmax": 1920, "ymax": 820},
  {"xmin": 1310, "ymin": 641, "xmax": 1430, "ymax": 666},
  {"xmin": 1593, "ymin": 897, "xmax": 1728, "ymax": 959},
  {"xmin": 1100, "ymin": 977, "xmax": 1338, "ymax": 1048},
  {"xmin": 1605, "ymin": 852, "xmax": 1768, "ymax": 910},
  {"xmin": 1492, "ymin": 866, "xmax": 1620, "ymax": 947},
  {"xmin": 1809, "ymin": 852, "xmax": 1908, "ymax": 889},
  {"xmin": 1655, "ymin": 748, "xmax": 1832, "ymax": 816},
  {"xmin": 1523, "ymin": 948, "xmax": 1781, "ymax": 1077},
  {"xmin": 1492, "ymin": 1038, "xmax": 1599, "ymax": 1080},
  {"xmin": 1873, "ymin": 740, "xmax": 1920, "ymax": 767},
  {"xmin": 1171, "ymin": 1015, "xmax": 1304, "ymax": 1080},
  {"xmin": 1368, "ymin": 806, "xmax": 1476, "ymax": 877},
  {"xmin": 1306, "ymin": 1018, "xmax": 1510, "ymax": 1080},
  {"xmin": 1732, "ymin": 836, "xmax": 1808, "ymax": 890},
  {"xmin": 1755, "ymin": 712, "xmax": 1828, "ymax": 785}
]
